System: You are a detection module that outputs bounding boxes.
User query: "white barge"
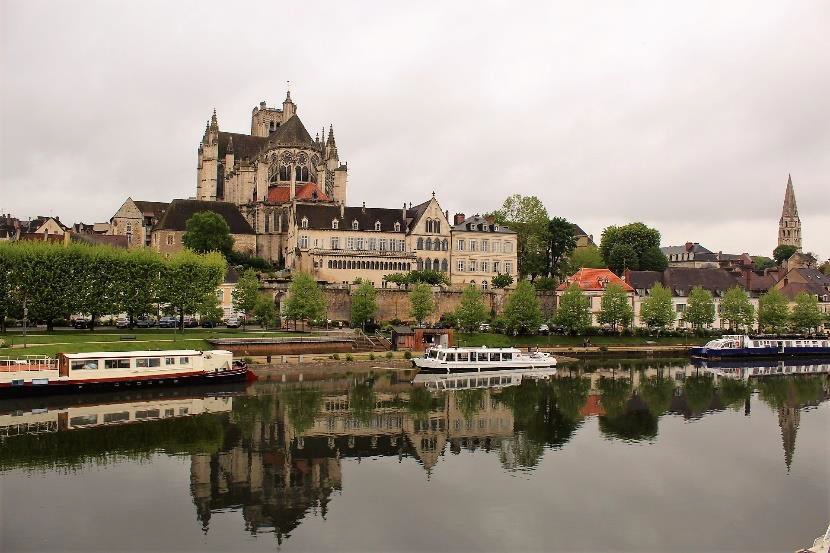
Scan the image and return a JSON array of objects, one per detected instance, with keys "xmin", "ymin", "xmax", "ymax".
[
  {"xmin": 412, "ymin": 345, "xmax": 556, "ymax": 373},
  {"xmin": 0, "ymin": 350, "xmax": 255, "ymax": 398}
]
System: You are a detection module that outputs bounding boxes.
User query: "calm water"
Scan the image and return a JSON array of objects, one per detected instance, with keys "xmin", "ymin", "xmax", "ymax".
[{"xmin": 1, "ymin": 360, "xmax": 828, "ymax": 553}]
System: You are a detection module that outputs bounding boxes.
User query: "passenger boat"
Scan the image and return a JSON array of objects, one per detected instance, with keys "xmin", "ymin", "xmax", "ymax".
[
  {"xmin": 693, "ymin": 359, "xmax": 830, "ymax": 381},
  {"xmin": 689, "ymin": 335, "xmax": 830, "ymax": 359},
  {"xmin": 0, "ymin": 350, "xmax": 256, "ymax": 398},
  {"xmin": 412, "ymin": 345, "xmax": 556, "ymax": 373},
  {"xmin": 413, "ymin": 367, "xmax": 557, "ymax": 391},
  {"xmin": 795, "ymin": 524, "xmax": 830, "ymax": 553}
]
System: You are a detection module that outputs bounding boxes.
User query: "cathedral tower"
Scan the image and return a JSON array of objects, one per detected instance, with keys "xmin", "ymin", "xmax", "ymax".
[{"xmin": 778, "ymin": 174, "xmax": 801, "ymax": 252}]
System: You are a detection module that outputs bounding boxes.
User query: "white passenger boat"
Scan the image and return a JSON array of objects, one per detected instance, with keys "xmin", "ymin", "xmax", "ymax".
[
  {"xmin": 412, "ymin": 345, "xmax": 556, "ymax": 373},
  {"xmin": 413, "ymin": 367, "xmax": 557, "ymax": 390},
  {"xmin": 0, "ymin": 350, "xmax": 255, "ymax": 398}
]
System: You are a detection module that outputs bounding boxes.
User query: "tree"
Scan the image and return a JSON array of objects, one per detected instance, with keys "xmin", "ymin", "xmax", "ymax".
[
  {"xmin": 0, "ymin": 243, "xmax": 19, "ymax": 332},
  {"xmin": 773, "ymin": 244, "xmax": 798, "ymax": 265},
  {"xmin": 159, "ymin": 250, "xmax": 226, "ymax": 333},
  {"xmin": 639, "ymin": 246, "xmax": 668, "ymax": 272},
  {"xmin": 284, "ymin": 272, "xmax": 326, "ymax": 328},
  {"xmin": 351, "ymin": 279, "xmax": 377, "ymax": 330},
  {"xmin": 533, "ymin": 276, "xmax": 557, "ymax": 291},
  {"xmin": 491, "ymin": 273, "xmax": 514, "ymax": 289},
  {"xmin": 182, "ymin": 211, "xmax": 234, "ymax": 255},
  {"xmin": 490, "ymin": 194, "xmax": 550, "ymax": 279},
  {"xmin": 554, "ymin": 283, "xmax": 592, "ymax": 334},
  {"xmin": 545, "ymin": 217, "xmax": 577, "ymax": 280},
  {"xmin": 383, "ymin": 272, "xmax": 409, "ymax": 288},
  {"xmin": 252, "ymin": 293, "xmax": 278, "ymax": 329},
  {"xmin": 567, "ymin": 244, "xmax": 605, "ymax": 270},
  {"xmin": 596, "ymin": 283, "xmax": 633, "ymax": 333},
  {"xmin": 639, "ymin": 282, "xmax": 675, "ymax": 331},
  {"xmin": 684, "ymin": 286, "xmax": 715, "ymax": 330},
  {"xmin": 820, "ymin": 260, "xmax": 830, "ymax": 276},
  {"xmin": 607, "ymin": 243, "xmax": 639, "ymax": 275},
  {"xmin": 406, "ymin": 270, "xmax": 449, "ymax": 286},
  {"xmin": 599, "ymin": 223, "xmax": 661, "ymax": 274},
  {"xmin": 790, "ymin": 291, "xmax": 822, "ymax": 332},
  {"xmin": 118, "ymin": 248, "xmax": 164, "ymax": 327},
  {"xmin": 758, "ymin": 288, "xmax": 790, "ymax": 332},
  {"xmin": 408, "ymin": 283, "xmax": 434, "ymax": 324},
  {"xmin": 198, "ymin": 291, "xmax": 224, "ymax": 324},
  {"xmin": 75, "ymin": 245, "xmax": 121, "ymax": 331},
  {"xmin": 503, "ymin": 281, "xmax": 543, "ymax": 335},
  {"xmin": 232, "ymin": 269, "xmax": 260, "ymax": 331},
  {"xmin": 753, "ymin": 256, "xmax": 776, "ymax": 271},
  {"xmin": 456, "ymin": 285, "xmax": 489, "ymax": 332},
  {"xmin": 720, "ymin": 287, "xmax": 755, "ymax": 331}
]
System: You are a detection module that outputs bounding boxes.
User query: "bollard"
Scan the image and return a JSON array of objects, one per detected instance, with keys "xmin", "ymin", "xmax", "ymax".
[
  {"xmin": 282, "ymin": 355, "xmax": 287, "ymax": 364},
  {"xmin": 266, "ymin": 355, "xmax": 271, "ymax": 363},
  {"xmin": 298, "ymin": 355, "xmax": 304, "ymax": 363}
]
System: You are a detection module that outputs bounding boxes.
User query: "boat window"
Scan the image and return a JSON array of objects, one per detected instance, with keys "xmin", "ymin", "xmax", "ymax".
[
  {"xmin": 501, "ymin": 376, "xmax": 510, "ymax": 384},
  {"xmin": 458, "ymin": 352, "xmax": 469, "ymax": 362},
  {"xmin": 502, "ymin": 353, "xmax": 513, "ymax": 361},
  {"xmin": 459, "ymin": 379, "xmax": 468, "ymax": 388},
  {"xmin": 477, "ymin": 378, "xmax": 488, "ymax": 387},
  {"xmin": 70, "ymin": 359, "xmax": 98, "ymax": 370},
  {"xmin": 477, "ymin": 352, "xmax": 488, "ymax": 362},
  {"xmin": 104, "ymin": 359, "xmax": 130, "ymax": 369},
  {"xmin": 165, "ymin": 409, "xmax": 175, "ymax": 417},
  {"xmin": 179, "ymin": 357, "xmax": 190, "ymax": 364},
  {"xmin": 179, "ymin": 408, "xmax": 189, "ymax": 415},
  {"xmin": 70, "ymin": 415, "xmax": 98, "ymax": 427},
  {"xmin": 136, "ymin": 358, "xmax": 161, "ymax": 368},
  {"xmin": 135, "ymin": 409, "xmax": 160, "ymax": 419},
  {"xmin": 165, "ymin": 357, "xmax": 176, "ymax": 365},
  {"xmin": 103, "ymin": 412, "xmax": 130, "ymax": 423},
  {"xmin": 430, "ymin": 350, "xmax": 439, "ymax": 358},
  {"xmin": 489, "ymin": 353, "xmax": 501, "ymax": 362},
  {"xmin": 490, "ymin": 377, "xmax": 499, "ymax": 386},
  {"xmin": 446, "ymin": 353, "xmax": 456, "ymax": 362}
]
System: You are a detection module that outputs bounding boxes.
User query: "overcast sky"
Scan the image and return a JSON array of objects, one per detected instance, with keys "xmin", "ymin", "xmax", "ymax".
[{"xmin": 1, "ymin": 0, "xmax": 827, "ymax": 260}]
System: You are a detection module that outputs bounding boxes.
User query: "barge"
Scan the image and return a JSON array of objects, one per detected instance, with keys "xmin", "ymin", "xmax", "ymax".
[
  {"xmin": 413, "ymin": 345, "xmax": 556, "ymax": 373},
  {"xmin": 0, "ymin": 350, "xmax": 256, "ymax": 398},
  {"xmin": 689, "ymin": 335, "xmax": 830, "ymax": 360}
]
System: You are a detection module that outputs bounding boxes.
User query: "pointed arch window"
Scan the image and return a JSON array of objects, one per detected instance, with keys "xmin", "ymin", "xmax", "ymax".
[
  {"xmin": 332, "ymin": 219, "xmax": 339, "ymax": 230},
  {"xmin": 301, "ymin": 217, "xmax": 308, "ymax": 229},
  {"xmin": 295, "ymin": 166, "xmax": 309, "ymax": 182},
  {"xmin": 426, "ymin": 219, "xmax": 433, "ymax": 233},
  {"xmin": 435, "ymin": 221, "xmax": 440, "ymax": 234},
  {"xmin": 441, "ymin": 259, "xmax": 448, "ymax": 272},
  {"xmin": 416, "ymin": 237, "xmax": 424, "ymax": 250},
  {"xmin": 432, "ymin": 259, "xmax": 440, "ymax": 271},
  {"xmin": 375, "ymin": 221, "xmax": 381, "ymax": 231},
  {"xmin": 352, "ymin": 220, "xmax": 359, "ymax": 230},
  {"xmin": 394, "ymin": 222, "xmax": 401, "ymax": 232},
  {"xmin": 425, "ymin": 238, "xmax": 432, "ymax": 251}
]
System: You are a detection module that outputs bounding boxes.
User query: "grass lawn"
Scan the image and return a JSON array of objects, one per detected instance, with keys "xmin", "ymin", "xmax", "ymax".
[
  {"xmin": 0, "ymin": 328, "xmax": 297, "ymax": 357},
  {"xmin": 455, "ymin": 333, "xmax": 707, "ymax": 348}
]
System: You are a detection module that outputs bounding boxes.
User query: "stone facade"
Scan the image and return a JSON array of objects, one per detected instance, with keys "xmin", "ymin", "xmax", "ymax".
[
  {"xmin": 108, "ymin": 198, "xmax": 168, "ymax": 249},
  {"xmin": 449, "ymin": 214, "xmax": 517, "ymax": 289}
]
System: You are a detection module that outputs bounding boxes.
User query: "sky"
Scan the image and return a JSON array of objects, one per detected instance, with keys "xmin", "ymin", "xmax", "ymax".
[{"xmin": 1, "ymin": 0, "xmax": 828, "ymax": 261}]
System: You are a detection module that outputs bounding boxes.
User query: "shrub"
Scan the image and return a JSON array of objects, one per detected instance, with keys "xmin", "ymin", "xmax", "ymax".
[
  {"xmin": 368, "ymin": 353, "xmax": 376, "ymax": 360},
  {"xmin": 385, "ymin": 351, "xmax": 393, "ymax": 359},
  {"xmin": 403, "ymin": 351, "xmax": 412, "ymax": 359},
  {"xmin": 332, "ymin": 353, "xmax": 340, "ymax": 360},
  {"xmin": 346, "ymin": 353, "xmax": 354, "ymax": 361},
  {"xmin": 243, "ymin": 356, "xmax": 254, "ymax": 364}
]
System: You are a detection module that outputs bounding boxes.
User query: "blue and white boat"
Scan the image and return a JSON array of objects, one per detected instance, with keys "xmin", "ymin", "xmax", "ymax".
[{"xmin": 689, "ymin": 335, "xmax": 830, "ymax": 359}]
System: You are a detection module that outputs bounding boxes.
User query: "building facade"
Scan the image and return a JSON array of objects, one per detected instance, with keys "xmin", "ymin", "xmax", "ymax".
[
  {"xmin": 449, "ymin": 214, "xmax": 517, "ymax": 289},
  {"xmin": 150, "ymin": 199, "xmax": 256, "ymax": 257},
  {"xmin": 556, "ymin": 269, "xmax": 635, "ymax": 325},
  {"xmin": 108, "ymin": 198, "xmax": 169, "ymax": 248}
]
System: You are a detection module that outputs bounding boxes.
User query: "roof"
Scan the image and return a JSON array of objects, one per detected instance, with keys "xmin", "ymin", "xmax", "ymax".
[
  {"xmin": 71, "ymin": 233, "xmax": 128, "ymax": 249},
  {"xmin": 61, "ymin": 350, "xmax": 214, "ymax": 359},
  {"xmin": 133, "ymin": 201, "xmax": 169, "ymax": 215},
  {"xmin": 743, "ymin": 272, "xmax": 777, "ymax": 293},
  {"xmin": 407, "ymin": 200, "xmax": 431, "ymax": 224},
  {"xmin": 572, "ymin": 224, "xmax": 590, "ymax": 237},
  {"xmin": 154, "ymin": 199, "xmax": 255, "ymax": 234},
  {"xmin": 218, "ymin": 132, "xmax": 267, "ymax": 160},
  {"xmin": 266, "ymin": 115, "xmax": 314, "ymax": 148},
  {"xmin": 224, "ymin": 266, "xmax": 240, "ymax": 284},
  {"xmin": 661, "ymin": 243, "xmax": 712, "ymax": 256},
  {"xmin": 452, "ymin": 214, "xmax": 515, "ymax": 234},
  {"xmin": 391, "ymin": 325, "xmax": 414, "ymax": 335},
  {"xmin": 663, "ymin": 267, "xmax": 741, "ymax": 296},
  {"xmin": 558, "ymin": 268, "xmax": 634, "ymax": 292},
  {"xmin": 778, "ymin": 282, "xmax": 830, "ymax": 301},
  {"xmin": 266, "ymin": 183, "xmax": 329, "ymax": 204},
  {"xmin": 788, "ymin": 267, "xmax": 830, "ymax": 285},
  {"xmin": 295, "ymin": 204, "xmax": 407, "ymax": 233},
  {"xmin": 626, "ymin": 270, "xmax": 663, "ymax": 292}
]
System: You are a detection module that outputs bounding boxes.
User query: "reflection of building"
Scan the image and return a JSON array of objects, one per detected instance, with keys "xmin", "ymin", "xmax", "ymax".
[{"xmin": 778, "ymin": 405, "xmax": 799, "ymax": 472}]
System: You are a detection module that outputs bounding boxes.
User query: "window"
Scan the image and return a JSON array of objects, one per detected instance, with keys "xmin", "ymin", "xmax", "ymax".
[
  {"xmin": 504, "ymin": 242, "xmax": 513, "ymax": 253},
  {"xmin": 505, "ymin": 262, "xmax": 513, "ymax": 274},
  {"xmin": 493, "ymin": 241, "xmax": 501, "ymax": 253},
  {"xmin": 165, "ymin": 357, "xmax": 176, "ymax": 365},
  {"xmin": 469, "ymin": 240, "xmax": 477, "ymax": 251},
  {"xmin": 70, "ymin": 415, "xmax": 98, "ymax": 426},
  {"xmin": 135, "ymin": 409, "xmax": 160, "ymax": 420},
  {"xmin": 482, "ymin": 240, "xmax": 489, "ymax": 252},
  {"xmin": 104, "ymin": 359, "xmax": 130, "ymax": 369},
  {"xmin": 301, "ymin": 217, "xmax": 308, "ymax": 229},
  {"xmin": 179, "ymin": 357, "xmax": 190, "ymax": 364},
  {"xmin": 457, "ymin": 239, "xmax": 465, "ymax": 251},
  {"xmin": 332, "ymin": 219, "xmax": 339, "ymax": 229},
  {"xmin": 394, "ymin": 222, "xmax": 401, "ymax": 232},
  {"xmin": 398, "ymin": 240, "xmax": 405, "ymax": 251},
  {"xmin": 417, "ymin": 237, "xmax": 423, "ymax": 250},
  {"xmin": 457, "ymin": 260, "xmax": 465, "ymax": 272},
  {"xmin": 375, "ymin": 221, "xmax": 381, "ymax": 231},
  {"xmin": 167, "ymin": 235, "xmax": 174, "ymax": 246},
  {"xmin": 676, "ymin": 304, "xmax": 686, "ymax": 313},
  {"xmin": 356, "ymin": 237, "xmax": 365, "ymax": 250},
  {"xmin": 368, "ymin": 238, "xmax": 377, "ymax": 250},
  {"xmin": 136, "ymin": 358, "xmax": 161, "ymax": 368},
  {"xmin": 295, "ymin": 166, "xmax": 309, "ymax": 182},
  {"xmin": 481, "ymin": 261, "xmax": 489, "ymax": 273},
  {"xmin": 330, "ymin": 237, "xmax": 340, "ymax": 249},
  {"xmin": 347, "ymin": 237, "xmax": 355, "ymax": 250},
  {"xmin": 104, "ymin": 412, "xmax": 130, "ymax": 423},
  {"xmin": 300, "ymin": 235, "xmax": 309, "ymax": 249},
  {"xmin": 441, "ymin": 259, "xmax": 448, "ymax": 272},
  {"xmin": 379, "ymin": 239, "xmax": 387, "ymax": 251},
  {"xmin": 469, "ymin": 260, "xmax": 477, "ymax": 272},
  {"xmin": 71, "ymin": 359, "xmax": 98, "ymax": 370},
  {"xmin": 279, "ymin": 165, "xmax": 290, "ymax": 181},
  {"xmin": 126, "ymin": 222, "xmax": 132, "ymax": 233},
  {"xmin": 493, "ymin": 261, "xmax": 501, "ymax": 273},
  {"xmin": 352, "ymin": 220, "xmax": 359, "ymax": 230},
  {"xmin": 165, "ymin": 408, "xmax": 175, "ymax": 417},
  {"xmin": 482, "ymin": 280, "xmax": 488, "ymax": 290}
]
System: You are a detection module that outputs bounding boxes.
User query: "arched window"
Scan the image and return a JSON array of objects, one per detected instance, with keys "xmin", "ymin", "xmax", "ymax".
[
  {"xmin": 352, "ymin": 220, "xmax": 359, "ymax": 230},
  {"xmin": 394, "ymin": 222, "xmax": 400, "ymax": 232},
  {"xmin": 425, "ymin": 238, "xmax": 433, "ymax": 251},
  {"xmin": 332, "ymin": 219, "xmax": 339, "ymax": 229},
  {"xmin": 482, "ymin": 280, "xmax": 488, "ymax": 290},
  {"xmin": 295, "ymin": 166, "xmax": 309, "ymax": 182},
  {"xmin": 417, "ymin": 258, "xmax": 424, "ymax": 271},
  {"xmin": 470, "ymin": 280, "xmax": 476, "ymax": 286},
  {"xmin": 424, "ymin": 258, "xmax": 431, "ymax": 271},
  {"xmin": 375, "ymin": 221, "xmax": 381, "ymax": 231},
  {"xmin": 279, "ymin": 164, "xmax": 291, "ymax": 181},
  {"xmin": 301, "ymin": 217, "xmax": 308, "ymax": 229},
  {"xmin": 433, "ymin": 259, "xmax": 440, "ymax": 271},
  {"xmin": 435, "ymin": 221, "xmax": 440, "ymax": 234},
  {"xmin": 328, "ymin": 260, "xmax": 333, "ymax": 268},
  {"xmin": 416, "ymin": 237, "xmax": 423, "ymax": 250},
  {"xmin": 442, "ymin": 239, "xmax": 448, "ymax": 251},
  {"xmin": 441, "ymin": 259, "xmax": 448, "ymax": 272}
]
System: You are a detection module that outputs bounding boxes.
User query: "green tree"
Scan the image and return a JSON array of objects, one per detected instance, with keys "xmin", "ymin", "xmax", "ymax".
[
  {"xmin": 639, "ymin": 282, "xmax": 675, "ymax": 331},
  {"xmin": 456, "ymin": 285, "xmax": 489, "ymax": 332},
  {"xmin": 182, "ymin": 211, "xmax": 234, "ymax": 255},
  {"xmin": 383, "ymin": 272, "xmax": 409, "ymax": 288},
  {"xmin": 232, "ymin": 269, "xmax": 260, "ymax": 331},
  {"xmin": 567, "ymin": 244, "xmax": 605, "ymax": 270},
  {"xmin": 600, "ymin": 222, "xmax": 661, "ymax": 274},
  {"xmin": 490, "ymin": 194, "xmax": 550, "ymax": 279},
  {"xmin": 491, "ymin": 273, "xmax": 514, "ymax": 289},
  {"xmin": 773, "ymin": 244, "xmax": 798, "ymax": 265},
  {"xmin": 639, "ymin": 374, "xmax": 675, "ymax": 417},
  {"xmin": 720, "ymin": 287, "xmax": 756, "ymax": 331},
  {"xmin": 198, "ymin": 291, "xmax": 224, "ymax": 324},
  {"xmin": 821, "ymin": 260, "xmax": 830, "ymax": 276},
  {"xmin": 545, "ymin": 217, "xmax": 577, "ymax": 280},
  {"xmin": 252, "ymin": 293, "xmax": 278, "ymax": 329},
  {"xmin": 406, "ymin": 270, "xmax": 449, "ymax": 286},
  {"xmin": 284, "ymin": 272, "xmax": 326, "ymax": 328},
  {"xmin": 596, "ymin": 283, "xmax": 633, "ymax": 332},
  {"xmin": 554, "ymin": 283, "xmax": 592, "ymax": 334},
  {"xmin": 607, "ymin": 243, "xmax": 639, "ymax": 275},
  {"xmin": 0, "ymin": 243, "xmax": 20, "ymax": 332},
  {"xmin": 119, "ymin": 248, "xmax": 164, "ymax": 327},
  {"xmin": 790, "ymin": 291, "xmax": 822, "ymax": 332},
  {"xmin": 348, "ymin": 380, "xmax": 377, "ymax": 425},
  {"xmin": 753, "ymin": 256, "xmax": 776, "ymax": 271},
  {"xmin": 75, "ymin": 244, "xmax": 121, "ymax": 331},
  {"xmin": 159, "ymin": 250, "xmax": 226, "ymax": 333},
  {"xmin": 351, "ymin": 279, "xmax": 377, "ymax": 329},
  {"xmin": 639, "ymin": 246, "xmax": 668, "ymax": 272},
  {"xmin": 408, "ymin": 283, "xmax": 434, "ymax": 324},
  {"xmin": 280, "ymin": 388, "xmax": 323, "ymax": 434},
  {"xmin": 758, "ymin": 288, "xmax": 790, "ymax": 332},
  {"xmin": 684, "ymin": 286, "xmax": 716, "ymax": 330},
  {"xmin": 503, "ymin": 281, "xmax": 543, "ymax": 335}
]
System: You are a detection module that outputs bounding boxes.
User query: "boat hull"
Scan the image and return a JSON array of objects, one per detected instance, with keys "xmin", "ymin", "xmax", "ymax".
[
  {"xmin": 413, "ymin": 361, "xmax": 557, "ymax": 373},
  {"xmin": 0, "ymin": 368, "xmax": 254, "ymax": 399},
  {"xmin": 689, "ymin": 346, "xmax": 830, "ymax": 359}
]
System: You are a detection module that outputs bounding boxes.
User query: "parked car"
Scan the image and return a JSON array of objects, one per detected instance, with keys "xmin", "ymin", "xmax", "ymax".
[
  {"xmin": 538, "ymin": 323, "xmax": 550, "ymax": 335},
  {"xmin": 135, "ymin": 316, "xmax": 153, "ymax": 328},
  {"xmin": 183, "ymin": 316, "xmax": 199, "ymax": 328},
  {"xmin": 115, "ymin": 317, "xmax": 130, "ymax": 328},
  {"xmin": 71, "ymin": 317, "xmax": 91, "ymax": 329},
  {"xmin": 479, "ymin": 323, "xmax": 491, "ymax": 332},
  {"xmin": 225, "ymin": 316, "xmax": 240, "ymax": 328},
  {"xmin": 159, "ymin": 316, "xmax": 178, "ymax": 328},
  {"xmin": 201, "ymin": 319, "xmax": 218, "ymax": 328}
]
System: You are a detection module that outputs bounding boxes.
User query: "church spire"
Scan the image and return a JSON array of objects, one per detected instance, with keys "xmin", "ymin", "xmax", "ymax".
[
  {"xmin": 209, "ymin": 108, "xmax": 219, "ymax": 131},
  {"xmin": 778, "ymin": 173, "xmax": 802, "ymax": 252},
  {"xmin": 778, "ymin": 405, "xmax": 800, "ymax": 472},
  {"xmin": 326, "ymin": 124, "xmax": 336, "ymax": 147},
  {"xmin": 781, "ymin": 174, "xmax": 798, "ymax": 218}
]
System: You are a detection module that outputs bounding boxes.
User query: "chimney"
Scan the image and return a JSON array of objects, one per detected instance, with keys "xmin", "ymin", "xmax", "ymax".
[
  {"xmin": 362, "ymin": 201, "xmax": 366, "ymax": 213},
  {"xmin": 454, "ymin": 213, "xmax": 466, "ymax": 225},
  {"xmin": 340, "ymin": 203, "xmax": 345, "ymax": 218},
  {"xmin": 402, "ymin": 203, "xmax": 407, "ymax": 221},
  {"xmin": 744, "ymin": 268, "xmax": 751, "ymax": 290},
  {"xmin": 685, "ymin": 242, "xmax": 693, "ymax": 252}
]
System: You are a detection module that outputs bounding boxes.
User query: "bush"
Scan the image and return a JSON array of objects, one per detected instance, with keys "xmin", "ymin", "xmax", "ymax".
[
  {"xmin": 346, "ymin": 353, "xmax": 354, "ymax": 361},
  {"xmin": 403, "ymin": 351, "xmax": 412, "ymax": 359},
  {"xmin": 332, "ymin": 353, "xmax": 340, "ymax": 360},
  {"xmin": 368, "ymin": 353, "xmax": 376, "ymax": 361},
  {"xmin": 389, "ymin": 318, "xmax": 403, "ymax": 326},
  {"xmin": 53, "ymin": 318, "xmax": 69, "ymax": 327},
  {"xmin": 243, "ymin": 356, "xmax": 254, "ymax": 364},
  {"xmin": 385, "ymin": 351, "xmax": 393, "ymax": 359}
]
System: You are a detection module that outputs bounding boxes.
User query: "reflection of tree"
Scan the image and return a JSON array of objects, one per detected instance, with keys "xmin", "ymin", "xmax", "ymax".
[
  {"xmin": 717, "ymin": 378, "xmax": 751, "ymax": 411},
  {"xmin": 598, "ymin": 410, "xmax": 657, "ymax": 442},
  {"xmin": 755, "ymin": 377, "xmax": 790, "ymax": 410},
  {"xmin": 551, "ymin": 376, "xmax": 590, "ymax": 422},
  {"xmin": 407, "ymin": 386, "xmax": 438, "ymax": 421},
  {"xmin": 639, "ymin": 374, "xmax": 675, "ymax": 417},
  {"xmin": 500, "ymin": 432, "xmax": 545, "ymax": 470},
  {"xmin": 500, "ymin": 380, "xmax": 580, "ymax": 451},
  {"xmin": 790, "ymin": 375, "xmax": 826, "ymax": 406},
  {"xmin": 597, "ymin": 376, "xmax": 632, "ymax": 418},
  {"xmin": 683, "ymin": 373, "xmax": 715, "ymax": 416},
  {"xmin": 348, "ymin": 379, "xmax": 377, "ymax": 425},
  {"xmin": 497, "ymin": 381, "xmax": 543, "ymax": 428},
  {"xmin": 232, "ymin": 394, "xmax": 276, "ymax": 434},
  {"xmin": 455, "ymin": 389, "xmax": 486, "ymax": 421},
  {"xmin": 280, "ymin": 388, "xmax": 323, "ymax": 435}
]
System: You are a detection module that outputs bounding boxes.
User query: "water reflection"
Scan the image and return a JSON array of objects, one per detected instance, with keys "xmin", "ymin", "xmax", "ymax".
[{"xmin": 1, "ymin": 360, "xmax": 828, "ymax": 546}]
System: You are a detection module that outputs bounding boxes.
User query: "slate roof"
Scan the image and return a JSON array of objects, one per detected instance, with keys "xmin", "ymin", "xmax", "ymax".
[
  {"xmin": 391, "ymin": 325, "xmax": 414, "ymax": 335},
  {"xmin": 661, "ymin": 243, "xmax": 712, "ymax": 256},
  {"xmin": 558, "ymin": 268, "xmax": 634, "ymax": 292},
  {"xmin": 407, "ymin": 200, "xmax": 431, "ymax": 225},
  {"xmin": 133, "ymin": 201, "xmax": 169, "ymax": 215},
  {"xmin": 295, "ymin": 204, "xmax": 407, "ymax": 233},
  {"xmin": 266, "ymin": 183, "xmax": 328, "ymax": 204},
  {"xmin": 662, "ymin": 268, "xmax": 741, "ymax": 296},
  {"xmin": 741, "ymin": 272, "xmax": 777, "ymax": 294},
  {"xmin": 452, "ymin": 214, "xmax": 516, "ymax": 234},
  {"xmin": 154, "ymin": 199, "xmax": 255, "ymax": 234},
  {"xmin": 218, "ymin": 132, "xmax": 267, "ymax": 160},
  {"xmin": 778, "ymin": 282, "xmax": 830, "ymax": 301},
  {"xmin": 266, "ymin": 115, "xmax": 314, "ymax": 148},
  {"xmin": 572, "ymin": 224, "xmax": 590, "ymax": 237},
  {"xmin": 626, "ymin": 270, "xmax": 663, "ymax": 293},
  {"xmin": 789, "ymin": 267, "xmax": 830, "ymax": 285},
  {"xmin": 71, "ymin": 233, "xmax": 128, "ymax": 249}
]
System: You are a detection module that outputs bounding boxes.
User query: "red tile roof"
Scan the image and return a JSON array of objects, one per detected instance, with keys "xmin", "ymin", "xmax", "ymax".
[
  {"xmin": 557, "ymin": 268, "xmax": 634, "ymax": 292},
  {"xmin": 266, "ymin": 183, "xmax": 329, "ymax": 204}
]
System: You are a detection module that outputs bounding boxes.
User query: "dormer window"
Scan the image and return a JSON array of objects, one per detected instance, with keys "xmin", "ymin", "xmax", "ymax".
[
  {"xmin": 375, "ymin": 221, "xmax": 381, "ymax": 231},
  {"xmin": 301, "ymin": 217, "xmax": 308, "ymax": 229},
  {"xmin": 394, "ymin": 222, "xmax": 401, "ymax": 232},
  {"xmin": 352, "ymin": 220, "xmax": 359, "ymax": 230},
  {"xmin": 332, "ymin": 219, "xmax": 339, "ymax": 229}
]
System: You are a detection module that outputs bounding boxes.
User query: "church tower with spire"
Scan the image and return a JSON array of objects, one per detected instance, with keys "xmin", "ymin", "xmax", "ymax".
[{"xmin": 778, "ymin": 174, "xmax": 802, "ymax": 252}]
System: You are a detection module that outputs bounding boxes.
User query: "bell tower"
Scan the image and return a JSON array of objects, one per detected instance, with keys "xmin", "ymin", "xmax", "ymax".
[{"xmin": 778, "ymin": 174, "xmax": 802, "ymax": 252}]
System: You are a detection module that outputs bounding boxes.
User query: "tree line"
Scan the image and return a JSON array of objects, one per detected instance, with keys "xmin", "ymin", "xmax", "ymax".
[{"xmin": 0, "ymin": 241, "xmax": 226, "ymax": 331}]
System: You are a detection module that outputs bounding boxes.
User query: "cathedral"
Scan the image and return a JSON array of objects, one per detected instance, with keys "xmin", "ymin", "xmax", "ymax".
[{"xmin": 778, "ymin": 174, "xmax": 802, "ymax": 252}]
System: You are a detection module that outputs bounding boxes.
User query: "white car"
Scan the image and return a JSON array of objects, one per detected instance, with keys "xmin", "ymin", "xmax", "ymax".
[
  {"xmin": 115, "ymin": 317, "xmax": 130, "ymax": 328},
  {"xmin": 538, "ymin": 324, "xmax": 550, "ymax": 335},
  {"xmin": 225, "ymin": 317, "xmax": 240, "ymax": 328},
  {"xmin": 479, "ymin": 323, "xmax": 491, "ymax": 332}
]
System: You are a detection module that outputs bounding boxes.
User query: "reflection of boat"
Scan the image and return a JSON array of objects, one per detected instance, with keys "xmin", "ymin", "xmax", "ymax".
[
  {"xmin": 693, "ymin": 359, "xmax": 830, "ymax": 381},
  {"xmin": 795, "ymin": 523, "xmax": 830, "ymax": 553},
  {"xmin": 690, "ymin": 335, "xmax": 830, "ymax": 359},
  {"xmin": 0, "ymin": 350, "xmax": 255, "ymax": 398},
  {"xmin": 413, "ymin": 346, "xmax": 556, "ymax": 373},
  {"xmin": 413, "ymin": 367, "xmax": 557, "ymax": 391}
]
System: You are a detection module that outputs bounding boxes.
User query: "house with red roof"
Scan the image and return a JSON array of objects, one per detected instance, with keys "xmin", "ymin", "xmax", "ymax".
[{"xmin": 556, "ymin": 268, "xmax": 635, "ymax": 325}]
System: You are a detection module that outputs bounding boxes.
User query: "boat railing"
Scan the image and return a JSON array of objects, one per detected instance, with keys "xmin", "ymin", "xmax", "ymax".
[{"xmin": 0, "ymin": 355, "xmax": 57, "ymax": 372}]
